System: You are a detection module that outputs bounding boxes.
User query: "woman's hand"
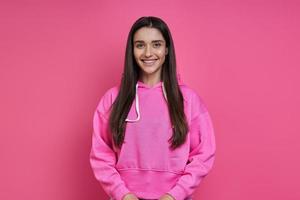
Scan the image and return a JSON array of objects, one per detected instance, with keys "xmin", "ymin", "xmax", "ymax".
[
  {"xmin": 122, "ymin": 193, "xmax": 139, "ymax": 200},
  {"xmin": 158, "ymin": 193, "xmax": 175, "ymax": 200}
]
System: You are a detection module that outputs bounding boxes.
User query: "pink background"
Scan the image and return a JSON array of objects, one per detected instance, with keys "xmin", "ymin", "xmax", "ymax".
[{"xmin": 0, "ymin": 0, "xmax": 299, "ymax": 200}]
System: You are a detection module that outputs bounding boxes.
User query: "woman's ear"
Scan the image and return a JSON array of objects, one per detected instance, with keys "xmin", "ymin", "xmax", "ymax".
[{"xmin": 165, "ymin": 47, "xmax": 168, "ymax": 55}]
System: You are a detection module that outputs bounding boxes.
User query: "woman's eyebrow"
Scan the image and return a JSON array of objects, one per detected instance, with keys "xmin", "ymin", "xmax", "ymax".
[{"xmin": 152, "ymin": 40, "xmax": 164, "ymax": 43}]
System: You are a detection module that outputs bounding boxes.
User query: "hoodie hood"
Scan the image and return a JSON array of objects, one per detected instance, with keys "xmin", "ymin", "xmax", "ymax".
[
  {"xmin": 136, "ymin": 73, "xmax": 184, "ymax": 88},
  {"xmin": 125, "ymin": 73, "xmax": 184, "ymax": 122}
]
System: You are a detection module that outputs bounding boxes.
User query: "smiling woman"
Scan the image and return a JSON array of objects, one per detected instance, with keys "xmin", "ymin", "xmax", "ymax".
[
  {"xmin": 89, "ymin": 16, "xmax": 216, "ymax": 200},
  {"xmin": 133, "ymin": 27, "xmax": 168, "ymax": 85}
]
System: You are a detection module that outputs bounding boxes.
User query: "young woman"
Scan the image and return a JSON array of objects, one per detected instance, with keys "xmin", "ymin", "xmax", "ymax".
[{"xmin": 89, "ymin": 16, "xmax": 216, "ymax": 200}]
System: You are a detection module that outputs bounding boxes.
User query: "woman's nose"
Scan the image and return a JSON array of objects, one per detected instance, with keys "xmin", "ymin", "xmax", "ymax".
[{"xmin": 145, "ymin": 45, "xmax": 152, "ymax": 57}]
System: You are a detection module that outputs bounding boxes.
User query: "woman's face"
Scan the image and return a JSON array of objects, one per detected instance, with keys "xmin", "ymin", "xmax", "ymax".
[{"xmin": 133, "ymin": 27, "xmax": 168, "ymax": 80}]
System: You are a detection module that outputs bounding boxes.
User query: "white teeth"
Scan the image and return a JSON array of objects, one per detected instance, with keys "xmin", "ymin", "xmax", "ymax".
[{"xmin": 142, "ymin": 59, "xmax": 157, "ymax": 65}]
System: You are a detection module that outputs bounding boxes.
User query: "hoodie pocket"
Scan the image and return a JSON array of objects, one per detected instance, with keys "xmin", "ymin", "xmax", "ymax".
[{"xmin": 115, "ymin": 118, "xmax": 189, "ymax": 175}]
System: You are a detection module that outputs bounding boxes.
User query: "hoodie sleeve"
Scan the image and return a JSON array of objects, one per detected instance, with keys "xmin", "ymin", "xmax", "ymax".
[
  {"xmin": 89, "ymin": 89, "xmax": 131, "ymax": 200},
  {"xmin": 166, "ymin": 92, "xmax": 216, "ymax": 200}
]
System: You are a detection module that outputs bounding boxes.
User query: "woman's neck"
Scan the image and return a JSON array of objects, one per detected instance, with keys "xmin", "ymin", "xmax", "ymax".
[{"xmin": 138, "ymin": 75, "xmax": 162, "ymax": 87}]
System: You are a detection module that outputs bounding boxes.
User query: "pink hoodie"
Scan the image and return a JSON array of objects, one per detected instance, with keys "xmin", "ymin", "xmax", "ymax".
[{"xmin": 89, "ymin": 74, "xmax": 216, "ymax": 200}]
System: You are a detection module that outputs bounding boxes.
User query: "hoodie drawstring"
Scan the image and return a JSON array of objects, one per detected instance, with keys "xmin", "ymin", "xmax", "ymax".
[{"xmin": 125, "ymin": 82, "xmax": 167, "ymax": 122}]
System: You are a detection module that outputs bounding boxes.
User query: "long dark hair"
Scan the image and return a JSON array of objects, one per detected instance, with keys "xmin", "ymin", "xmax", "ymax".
[{"xmin": 109, "ymin": 16, "xmax": 189, "ymax": 150}]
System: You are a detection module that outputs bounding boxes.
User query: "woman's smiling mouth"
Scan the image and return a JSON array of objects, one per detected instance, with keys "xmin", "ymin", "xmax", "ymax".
[{"xmin": 141, "ymin": 59, "xmax": 158, "ymax": 66}]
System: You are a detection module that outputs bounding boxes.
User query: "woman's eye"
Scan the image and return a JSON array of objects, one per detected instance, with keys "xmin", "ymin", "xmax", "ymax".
[
  {"xmin": 153, "ymin": 43, "xmax": 161, "ymax": 48},
  {"xmin": 136, "ymin": 44, "xmax": 144, "ymax": 48}
]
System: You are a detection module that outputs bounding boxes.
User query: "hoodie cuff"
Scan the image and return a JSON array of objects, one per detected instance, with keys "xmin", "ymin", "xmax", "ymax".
[
  {"xmin": 167, "ymin": 184, "xmax": 187, "ymax": 200},
  {"xmin": 111, "ymin": 184, "xmax": 131, "ymax": 200}
]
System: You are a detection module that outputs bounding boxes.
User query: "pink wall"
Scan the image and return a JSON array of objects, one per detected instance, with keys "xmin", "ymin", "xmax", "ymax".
[{"xmin": 1, "ymin": 0, "xmax": 299, "ymax": 199}]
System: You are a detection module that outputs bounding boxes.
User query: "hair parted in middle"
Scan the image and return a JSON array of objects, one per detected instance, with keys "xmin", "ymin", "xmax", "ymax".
[{"xmin": 108, "ymin": 16, "xmax": 189, "ymax": 151}]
